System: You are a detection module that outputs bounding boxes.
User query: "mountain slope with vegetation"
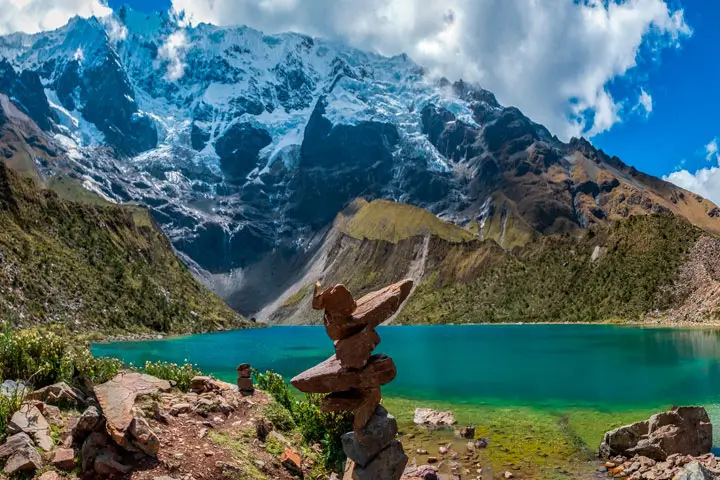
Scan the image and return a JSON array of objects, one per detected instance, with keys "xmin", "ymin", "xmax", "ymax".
[
  {"xmin": 0, "ymin": 158, "xmax": 249, "ymax": 334},
  {"xmin": 269, "ymin": 199, "xmax": 719, "ymax": 325}
]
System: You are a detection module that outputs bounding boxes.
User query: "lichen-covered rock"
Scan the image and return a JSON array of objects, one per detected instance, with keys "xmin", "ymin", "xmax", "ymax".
[
  {"xmin": 0, "ymin": 433, "xmax": 42, "ymax": 474},
  {"xmin": 8, "ymin": 404, "xmax": 53, "ymax": 451}
]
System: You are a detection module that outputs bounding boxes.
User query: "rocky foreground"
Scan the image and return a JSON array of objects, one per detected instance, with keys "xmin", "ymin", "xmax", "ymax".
[
  {"xmin": 600, "ymin": 406, "xmax": 720, "ymax": 480},
  {"xmin": 0, "ymin": 373, "xmax": 320, "ymax": 480}
]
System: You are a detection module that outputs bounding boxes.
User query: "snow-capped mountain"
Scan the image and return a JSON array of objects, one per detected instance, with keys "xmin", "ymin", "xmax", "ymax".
[{"xmin": 1, "ymin": 8, "xmax": 719, "ymax": 315}]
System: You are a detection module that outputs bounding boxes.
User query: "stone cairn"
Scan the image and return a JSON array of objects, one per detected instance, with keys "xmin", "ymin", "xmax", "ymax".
[
  {"xmin": 291, "ymin": 279, "xmax": 413, "ymax": 480},
  {"xmin": 236, "ymin": 363, "xmax": 254, "ymax": 396}
]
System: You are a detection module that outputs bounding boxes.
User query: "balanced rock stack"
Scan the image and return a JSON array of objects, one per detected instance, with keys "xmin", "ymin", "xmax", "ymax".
[
  {"xmin": 236, "ymin": 363, "xmax": 254, "ymax": 396},
  {"xmin": 291, "ymin": 279, "xmax": 413, "ymax": 480}
]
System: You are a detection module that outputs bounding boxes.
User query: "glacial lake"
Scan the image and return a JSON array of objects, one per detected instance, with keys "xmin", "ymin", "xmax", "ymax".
[
  {"xmin": 93, "ymin": 324, "xmax": 720, "ymax": 412},
  {"xmin": 93, "ymin": 325, "xmax": 720, "ymax": 476}
]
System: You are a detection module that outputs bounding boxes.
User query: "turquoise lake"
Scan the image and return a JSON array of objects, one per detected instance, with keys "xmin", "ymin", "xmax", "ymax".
[{"xmin": 93, "ymin": 324, "xmax": 720, "ymax": 411}]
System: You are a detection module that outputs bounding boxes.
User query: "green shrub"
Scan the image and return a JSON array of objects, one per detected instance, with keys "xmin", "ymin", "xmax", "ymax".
[
  {"xmin": 142, "ymin": 360, "xmax": 203, "ymax": 392},
  {"xmin": 263, "ymin": 401, "xmax": 296, "ymax": 432},
  {"xmin": 255, "ymin": 370, "xmax": 354, "ymax": 472},
  {"xmin": 255, "ymin": 370, "xmax": 294, "ymax": 411}
]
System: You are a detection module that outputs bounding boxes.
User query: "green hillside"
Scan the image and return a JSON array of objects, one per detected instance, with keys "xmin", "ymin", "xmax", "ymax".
[{"xmin": 0, "ymin": 161, "xmax": 250, "ymax": 334}]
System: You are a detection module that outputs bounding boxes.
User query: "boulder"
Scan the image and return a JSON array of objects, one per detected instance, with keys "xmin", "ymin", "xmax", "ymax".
[
  {"xmin": 8, "ymin": 404, "xmax": 53, "ymax": 451},
  {"xmin": 291, "ymin": 355, "xmax": 396, "ymax": 393},
  {"xmin": 37, "ymin": 472, "xmax": 63, "ymax": 480},
  {"xmin": 600, "ymin": 407, "xmax": 712, "ymax": 461},
  {"xmin": 73, "ymin": 406, "xmax": 102, "ymax": 438},
  {"xmin": 3, "ymin": 447, "xmax": 42, "ymax": 475},
  {"xmin": 347, "ymin": 440, "xmax": 408, "ymax": 480},
  {"xmin": 674, "ymin": 461, "xmax": 714, "ymax": 480},
  {"xmin": 81, "ymin": 432, "xmax": 109, "ymax": 472},
  {"xmin": 26, "ymin": 382, "xmax": 85, "ymax": 406},
  {"xmin": 342, "ymin": 405, "xmax": 398, "ymax": 468},
  {"xmin": 191, "ymin": 376, "xmax": 231, "ymax": 394},
  {"xmin": 170, "ymin": 403, "xmax": 193, "ymax": 416},
  {"xmin": 0, "ymin": 434, "xmax": 42, "ymax": 474},
  {"xmin": 335, "ymin": 327, "xmax": 381, "ymax": 370},
  {"xmin": 413, "ymin": 408, "xmax": 456, "ymax": 429},
  {"xmin": 94, "ymin": 373, "xmax": 171, "ymax": 451},
  {"xmin": 127, "ymin": 415, "xmax": 160, "ymax": 456},
  {"xmin": 280, "ymin": 447, "xmax": 302, "ymax": 476},
  {"xmin": 51, "ymin": 447, "xmax": 76, "ymax": 470}
]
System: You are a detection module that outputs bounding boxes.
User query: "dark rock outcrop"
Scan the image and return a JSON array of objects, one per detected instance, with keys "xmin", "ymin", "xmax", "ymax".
[{"xmin": 215, "ymin": 123, "xmax": 272, "ymax": 181}]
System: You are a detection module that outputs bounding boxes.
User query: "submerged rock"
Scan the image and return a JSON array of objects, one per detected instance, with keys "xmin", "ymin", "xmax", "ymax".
[{"xmin": 413, "ymin": 408, "xmax": 457, "ymax": 429}]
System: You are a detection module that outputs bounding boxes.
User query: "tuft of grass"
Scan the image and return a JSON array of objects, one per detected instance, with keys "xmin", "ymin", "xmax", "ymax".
[
  {"xmin": 282, "ymin": 284, "xmax": 313, "ymax": 309},
  {"xmin": 263, "ymin": 401, "xmax": 296, "ymax": 432},
  {"xmin": 209, "ymin": 431, "xmax": 269, "ymax": 480}
]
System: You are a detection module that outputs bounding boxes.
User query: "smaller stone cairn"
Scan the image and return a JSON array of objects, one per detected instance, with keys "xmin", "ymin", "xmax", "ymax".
[
  {"xmin": 237, "ymin": 363, "xmax": 254, "ymax": 396},
  {"xmin": 291, "ymin": 279, "xmax": 413, "ymax": 480}
]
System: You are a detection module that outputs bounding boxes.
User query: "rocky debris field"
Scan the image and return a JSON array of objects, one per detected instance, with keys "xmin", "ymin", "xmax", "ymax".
[{"xmin": 0, "ymin": 373, "xmax": 319, "ymax": 480}]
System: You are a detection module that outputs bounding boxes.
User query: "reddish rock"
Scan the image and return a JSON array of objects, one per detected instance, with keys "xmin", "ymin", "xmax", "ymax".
[
  {"xmin": 280, "ymin": 447, "xmax": 302, "ymax": 476},
  {"xmin": 321, "ymin": 388, "xmax": 381, "ymax": 432},
  {"xmin": 291, "ymin": 355, "xmax": 396, "ymax": 394},
  {"xmin": 51, "ymin": 447, "xmax": 76, "ymax": 470},
  {"xmin": 313, "ymin": 283, "xmax": 356, "ymax": 315},
  {"xmin": 94, "ymin": 373, "xmax": 171, "ymax": 453},
  {"xmin": 236, "ymin": 363, "xmax": 251, "ymax": 377},
  {"xmin": 322, "ymin": 389, "xmax": 372, "ymax": 412},
  {"xmin": 237, "ymin": 377, "xmax": 254, "ymax": 391},
  {"xmin": 351, "ymin": 279, "xmax": 413, "ymax": 329},
  {"xmin": 353, "ymin": 388, "xmax": 382, "ymax": 433},
  {"xmin": 335, "ymin": 328, "xmax": 381, "ymax": 369}
]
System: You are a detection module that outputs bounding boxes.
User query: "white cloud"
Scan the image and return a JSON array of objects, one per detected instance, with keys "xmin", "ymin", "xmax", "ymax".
[
  {"xmin": 170, "ymin": 0, "xmax": 691, "ymax": 140},
  {"xmin": 101, "ymin": 14, "xmax": 127, "ymax": 44},
  {"xmin": 664, "ymin": 138, "xmax": 720, "ymax": 206},
  {"xmin": 705, "ymin": 138, "xmax": 718, "ymax": 162},
  {"xmin": 635, "ymin": 88, "xmax": 653, "ymax": 117},
  {"xmin": 0, "ymin": 0, "xmax": 111, "ymax": 35},
  {"xmin": 157, "ymin": 30, "xmax": 189, "ymax": 81},
  {"xmin": 664, "ymin": 168, "xmax": 720, "ymax": 206}
]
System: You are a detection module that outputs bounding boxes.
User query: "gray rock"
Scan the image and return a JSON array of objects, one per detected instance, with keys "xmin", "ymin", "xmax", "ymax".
[
  {"xmin": 81, "ymin": 432, "xmax": 109, "ymax": 472},
  {"xmin": 342, "ymin": 405, "xmax": 398, "ymax": 467},
  {"xmin": 94, "ymin": 450, "xmax": 131, "ymax": 476},
  {"xmin": 8, "ymin": 404, "xmax": 53, "ymax": 451},
  {"xmin": 73, "ymin": 406, "xmax": 102, "ymax": 438},
  {"xmin": 600, "ymin": 406, "xmax": 712, "ymax": 461},
  {"xmin": 0, "ymin": 433, "xmax": 34, "ymax": 459},
  {"xmin": 674, "ymin": 461, "xmax": 714, "ymax": 480},
  {"xmin": 42, "ymin": 404, "xmax": 63, "ymax": 427},
  {"xmin": 348, "ymin": 440, "xmax": 408, "ymax": 480},
  {"xmin": 3, "ymin": 446, "xmax": 42, "ymax": 475}
]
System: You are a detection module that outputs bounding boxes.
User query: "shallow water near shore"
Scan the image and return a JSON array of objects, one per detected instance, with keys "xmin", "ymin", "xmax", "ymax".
[{"xmin": 93, "ymin": 325, "xmax": 720, "ymax": 478}]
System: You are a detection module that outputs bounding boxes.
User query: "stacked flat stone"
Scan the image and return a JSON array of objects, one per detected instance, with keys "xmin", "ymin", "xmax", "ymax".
[
  {"xmin": 291, "ymin": 279, "xmax": 413, "ymax": 480},
  {"xmin": 236, "ymin": 363, "xmax": 254, "ymax": 396}
]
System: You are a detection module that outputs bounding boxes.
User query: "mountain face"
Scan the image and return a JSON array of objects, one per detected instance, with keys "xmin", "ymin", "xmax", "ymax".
[{"xmin": 0, "ymin": 10, "xmax": 719, "ymax": 316}]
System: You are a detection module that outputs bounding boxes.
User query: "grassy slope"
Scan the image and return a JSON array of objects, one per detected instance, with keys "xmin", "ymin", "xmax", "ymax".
[
  {"xmin": 339, "ymin": 198, "xmax": 475, "ymax": 243},
  {"xmin": 0, "ymin": 162, "xmax": 249, "ymax": 334},
  {"xmin": 398, "ymin": 214, "xmax": 701, "ymax": 324}
]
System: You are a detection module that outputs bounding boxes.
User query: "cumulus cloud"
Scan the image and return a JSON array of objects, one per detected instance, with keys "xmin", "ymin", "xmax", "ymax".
[
  {"xmin": 170, "ymin": 0, "xmax": 691, "ymax": 140},
  {"xmin": 157, "ymin": 30, "xmax": 189, "ymax": 81},
  {"xmin": 635, "ymin": 88, "xmax": 653, "ymax": 117},
  {"xmin": 0, "ymin": 0, "xmax": 111, "ymax": 35},
  {"xmin": 664, "ymin": 138, "xmax": 720, "ymax": 206},
  {"xmin": 664, "ymin": 168, "xmax": 720, "ymax": 206}
]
